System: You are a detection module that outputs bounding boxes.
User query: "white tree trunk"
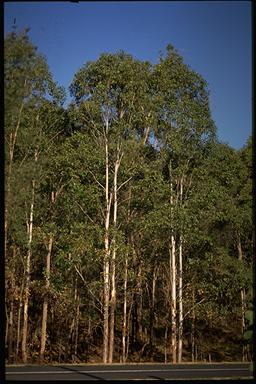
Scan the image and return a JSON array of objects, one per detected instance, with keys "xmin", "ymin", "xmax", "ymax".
[
  {"xmin": 40, "ymin": 235, "xmax": 53, "ymax": 362},
  {"xmin": 237, "ymin": 236, "xmax": 246, "ymax": 361},
  {"xmin": 178, "ymin": 178, "xmax": 183, "ymax": 363},
  {"xmin": 170, "ymin": 235, "xmax": 177, "ymax": 364},
  {"xmin": 169, "ymin": 178, "xmax": 177, "ymax": 364},
  {"xmin": 21, "ymin": 178, "xmax": 35, "ymax": 363},
  {"xmin": 108, "ymin": 155, "xmax": 120, "ymax": 363},
  {"xmin": 103, "ymin": 118, "xmax": 111, "ymax": 364},
  {"xmin": 191, "ymin": 287, "xmax": 195, "ymax": 362},
  {"xmin": 122, "ymin": 255, "xmax": 128, "ymax": 362},
  {"xmin": 21, "ymin": 117, "xmax": 40, "ymax": 364},
  {"xmin": 178, "ymin": 234, "xmax": 183, "ymax": 363},
  {"xmin": 5, "ymin": 102, "xmax": 24, "ymax": 257}
]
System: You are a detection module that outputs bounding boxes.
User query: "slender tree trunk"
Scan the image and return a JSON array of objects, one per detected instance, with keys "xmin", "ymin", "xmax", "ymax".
[
  {"xmin": 122, "ymin": 254, "xmax": 128, "ymax": 362},
  {"xmin": 5, "ymin": 104, "xmax": 24, "ymax": 359},
  {"xmin": 137, "ymin": 262, "xmax": 143, "ymax": 342},
  {"xmin": 126, "ymin": 295, "xmax": 134, "ymax": 359},
  {"xmin": 191, "ymin": 287, "xmax": 195, "ymax": 362},
  {"xmin": 8, "ymin": 273, "xmax": 15, "ymax": 362},
  {"xmin": 164, "ymin": 325, "xmax": 168, "ymax": 364},
  {"xmin": 150, "ymin": 265, "xmax": 157, "ymax": 347},
  {"xmin": 108, "ymin": 256, "xmax": 116, "ymax": 364},
  {"xmin": 169, "ymin": 171, "xmax": 177, "ymax": 363},
  {"xmin": 108, "ymin": 155, "xmax": 120, "ymax": 363},
  {"xmin": 21, "ymin": 111, "xmax": 40, "ymax": 364},
  {"xmin": 103, "ymin": 118, "xmax": 111, "ymax": 364},
  {"xmin": 8, "ymin": 299, "xmax": 14, "ymax": 362},
  {"xmin": 21, "ymin": 178, "xmax": 36, "ymax": 364},
  {"xmin": 69, "ymin": 277, "xmax": 77, "ymax": 355},
  {"xmin": 178, "ymin": 178, "xmax": 183, "ymax": 363},
  {"xmin": 237, "ymin": 236, "xmax": 246, "ymax": 361},
  {"xmin": 5, "ymin": 102, "xmax": 24, "ymax": 257},
  {"xmin": 178, "ymin": 235, "xmax": 183, "ymax": 363},
  {"xmin": 5, "ymin": 303, "xmax": 9, "ymax": 352},
  {"xmin": 40, "ymin": 235, "xmax": 53, "ymax": 362},
  {"xmin": 170, "ymin": 235, "xmax": 177, "ymax": 364},
  {"xmin": 74, "ymin": 294, "xmax": 80, "ymax": 358},
  {"xmin": 103, "ymin": 216, "xmax": 110, "ymax": 364},
  {"xmin": 16, "ymin": 273, "xmax": 25, "ymax": 362}
]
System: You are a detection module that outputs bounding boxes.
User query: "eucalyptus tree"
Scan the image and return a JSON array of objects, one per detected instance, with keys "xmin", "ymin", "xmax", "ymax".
[
  {"xmin": 70, "ymin": 52, "xmax": 154, "ymax": 363},
  {"xmin": 205, "ymin": 139, "xmax": 253, "ymax": 360},
  {"xmin": 181, "ymin": 138, "xmax": 252, "ymax": 361},
  {"xmin": 4, "ymin": 29, "xmax": 65, "ymax": 363},
  {"xmin": 151, "ymin": 45, "xmax": 216, "ymax": 362}
]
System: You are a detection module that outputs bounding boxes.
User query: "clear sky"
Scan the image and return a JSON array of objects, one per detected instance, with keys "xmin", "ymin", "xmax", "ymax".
[{"xmin": 4, "ymin": 1, "xmax": 252, "ymax": 149}]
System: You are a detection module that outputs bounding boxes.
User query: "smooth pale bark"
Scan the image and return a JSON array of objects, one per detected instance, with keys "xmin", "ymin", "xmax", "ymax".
[
  {"xmin": 103, "ymin": 118, "xmax": 111, "ymax": 364},
  {"xmin": 5, "ymin": 101, "xmax": 24, "ymax": 257},
  {"xmin": 191, "ymin": 287, "xmax": 195, "ymax": 362},
  {"xmin": 16, "ymin": 273, "xmax": 25, "ymax": 361},
  {"xmin": 40, "ymin": 187, "xmax": 62, "ymax": 362},
  {"xmin": 150, "ymin": 265, "xmax": 158, "ymax": 347},
  {"xmin": 6, "ymin": 247, "xmax": 16, "ymax": 361},
  {"xmin": 122, "ymin": 255, "xmax": 128, "ymax": 362},
  {"xmin": 237, "ymin": 236, "xmax": 246, "ymax": 361},
  {"xmin": 169, "ymin": 179, "xmax": 177, "ymax": 364},
  {"xmin": 21, "ymin": 120, "xmax": 40, "ymax": 363},
  {"xmin": 178, "ymin": 178, "xmax": 183, "ymax": 363},
  {"xmin": 74, "ymin": 294, "xmax": 80, "ymax": 358},
  {"xmin": 40, "ymin": 234, "xmax": 53, "ymax": 362},
  {"xmin": 141, "ymin": 111, "xmax": 152, "ymax": 145},
  {"xmin": 122, "ymin": 187, "xmax": 132, "ymax": 363},
  {"xmin": 137, "ymin": 263, "xmax": 143, "ymax": 342},
  {"xmin": 21, "ymin": 178, "xmax": 35, "ymax": 363},
  {"xmin": 5, "ymin": 104, "xmax": 24, "ymax": 359},
  {"xmin": 178, "ymin": 235, "xmax": 183, "ymax": 363},
  {"xmin": 108, "ymin": 153, "xmax": 121, "ymax": 363},
  {"xmin": 126, "ymin": 293, "xmax": 134, "ymax": 359},
  {"xmin": 170, "ymin": 235, "xmax": 177, "ymax": 364},
  {"xmin": 5, "ymin": 304, "xmax": 8, "ymax": 351},
  {"xmin": 8, "ymin": 299, "xmax": 14, "ymax": 361}
]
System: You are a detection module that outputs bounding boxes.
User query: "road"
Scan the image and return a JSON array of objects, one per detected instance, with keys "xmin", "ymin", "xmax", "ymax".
[{"xmin": 5, "ymin": 362, "xmax": 253, "ymax": 381}]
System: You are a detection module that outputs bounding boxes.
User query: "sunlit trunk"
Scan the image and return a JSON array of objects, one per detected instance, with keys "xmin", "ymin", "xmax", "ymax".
[
  {"xmin": 178, "ymin": 234, "xmax": 183, "ymax": 363},
  {"xmin": 109, "ymin": 153, "xmax": 121, "ymax": 363},
  {"xmin": 7, "ymin": 251, "xmax": 17, "ymax": 363},
  {"xmin": 40, "ymin": 234, "xmax": 53, "ymax": 362},
  {"xmin": 169, "ymin": 177, "xmax": 177, "ymax": 364},
  {"xmin": 178, "ymin": 178, "xmax": 183, "ymax": 363},
  {"xmin": 103, "ymin": 118, "xmax": 111, "ymax": 364},
  {"xmin": 237, "ymin": 235, "xmax": 246, "ymax": 361},
  {"xmin": 21, "ymin": 177, "xmax": 35, "ymax": 363},
  {"xmin": 122, "ymin": 255, "xmax": 128, "ymax": 362},
  {"xmin": 170, "ymin": 235, "xmax": 177, "ymax": 364},
  {"xmin": 150, "ymin": 265, "xmax": 157, "ymax": 347},
  {"xmin": 74, "ymin": 294, "xmax": 80, "ymax": 358},
  {"xmin": 5, "ymin": 102, "xmax": 24, "ymax": 257},
  {"xmin": 191, "ymin": 287, "xmax": 195, "ymax": 362},
  {"xmin": 16, "ymin": 273, "xmax": 25, "ymax": 362}
]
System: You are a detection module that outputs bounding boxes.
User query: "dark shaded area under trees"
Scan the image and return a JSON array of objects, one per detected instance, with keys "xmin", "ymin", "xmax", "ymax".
[{"xmin": 5, "ymin": 30, "xmax": 253, "ymax": 365}]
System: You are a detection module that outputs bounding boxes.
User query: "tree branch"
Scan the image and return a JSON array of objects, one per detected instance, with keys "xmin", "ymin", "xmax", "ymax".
[
  {"xmin": 75, "ymin": 201, "xmax": 95, "ymax": 224},
  {"xmin": 117, "ymin": 176, "xmax": 133, "ymax": 192},
  {"xmin": 88, "ymin": 170, "xmax": 105, "ymax": 191},
  {"xmin": 74, "ymin": 265, "xmax": 103, "ymax": 313},
  {"xmin": 183, "ymin": 298, "xmax": 206, "ymax": 320}
]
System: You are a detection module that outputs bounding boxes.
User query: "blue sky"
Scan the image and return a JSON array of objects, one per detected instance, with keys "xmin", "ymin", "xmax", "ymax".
[{"xmin": 4, "ymin": 1, "xmax": 252, "ymax": 149}]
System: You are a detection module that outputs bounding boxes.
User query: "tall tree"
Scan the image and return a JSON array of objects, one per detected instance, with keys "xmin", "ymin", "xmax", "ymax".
[{"xmin": 5, "ymin": 29, "xmax": 65, "ymax": 363}]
